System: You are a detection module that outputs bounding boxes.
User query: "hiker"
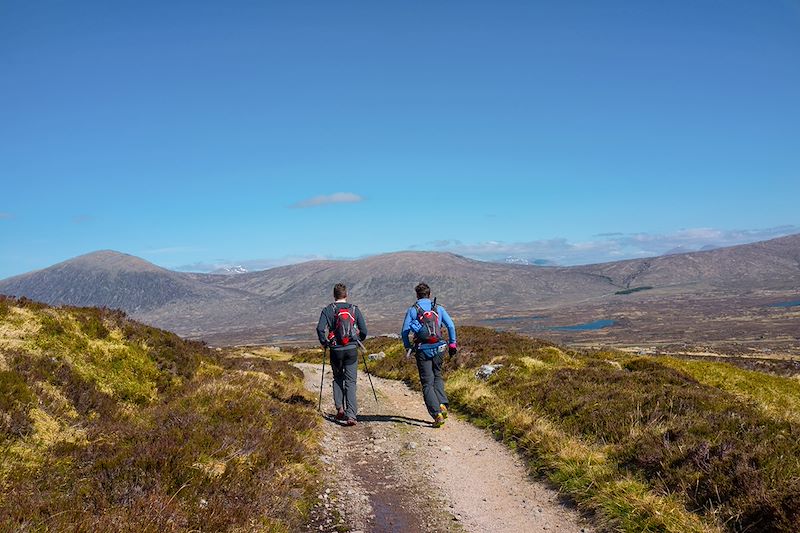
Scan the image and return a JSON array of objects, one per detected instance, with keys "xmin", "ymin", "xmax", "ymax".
[
  {"xmin": 401, "ymin": 282, "xmax": 457, "ymax": 427},
  {"xmin": 316, "ymin": 283, "xmax": 367, "ymax": 426}
]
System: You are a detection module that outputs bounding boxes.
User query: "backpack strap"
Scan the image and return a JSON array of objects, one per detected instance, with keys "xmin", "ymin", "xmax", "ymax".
[
  {"xmin": 332, "ymin": 302, "xmax": 353, "ymax": 313},
  {"xmin": 414, "ymin": 299, "xmax": 439, "ymax": 317},
  {"xmin": 414, "ymin": 303, "xmax": 427, "ymax": 320}
]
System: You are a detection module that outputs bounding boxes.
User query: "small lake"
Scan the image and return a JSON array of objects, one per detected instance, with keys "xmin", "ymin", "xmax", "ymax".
[
  {"xmin": 766, "ymin": 300, "xmax": 800, "ymax": 308},
  {"xmin": 548, "ymin": 319, "xmax": 616, "ymax": 331}
]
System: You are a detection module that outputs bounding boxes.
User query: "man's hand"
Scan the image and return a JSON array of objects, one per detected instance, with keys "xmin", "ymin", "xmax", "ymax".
[{"xmin": 448, "ymin": 343, "xmax": 458, "ymax": 356}]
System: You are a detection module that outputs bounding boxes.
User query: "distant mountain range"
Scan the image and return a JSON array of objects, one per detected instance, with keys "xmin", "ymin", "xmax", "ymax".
[
  {"xmin": 501, "ymin": 257, "xmax": 558, "ymax": 266},
  {"xmin": 211, "ymin": 265, "xmax": 249, "ymax": 275},
  {"xmin": 1, "ymin": 234, "xmax": 799, "ymax": 349}
]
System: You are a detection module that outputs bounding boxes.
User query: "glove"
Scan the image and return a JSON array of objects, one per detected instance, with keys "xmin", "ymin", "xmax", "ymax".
[{"xmin": 448, "ymin": 343, "xmax": 458, "ymax": 356}]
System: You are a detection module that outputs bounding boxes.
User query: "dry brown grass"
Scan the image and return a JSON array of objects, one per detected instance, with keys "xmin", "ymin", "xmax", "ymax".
[
  {"xmin": 0, "ymin": 296, "xmax": 323, "ymax": 532},
  {"xmin": 354, "ymin": 327, "xmax": 800, "ymax": 532}
]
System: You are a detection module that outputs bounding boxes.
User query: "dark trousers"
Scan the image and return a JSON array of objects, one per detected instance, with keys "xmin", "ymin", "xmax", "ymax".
[
  {"xmin": 415, "ymin": 352, "xmax": 448, "ymax": 419},
  {"xmin": 330, "ymin": 347, "xmax": 358, "ymax": 419}
]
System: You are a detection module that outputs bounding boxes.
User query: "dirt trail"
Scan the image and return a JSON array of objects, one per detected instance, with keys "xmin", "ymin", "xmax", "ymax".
[{"xmin": 296, "ymin": 362, "xmax": 593, "ymax": 533}]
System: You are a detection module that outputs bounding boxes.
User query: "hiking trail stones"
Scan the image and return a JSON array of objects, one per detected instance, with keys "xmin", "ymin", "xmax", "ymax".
[{"xmin": 475, "ymin": 364, "xmax": 503, "ymax": 380}]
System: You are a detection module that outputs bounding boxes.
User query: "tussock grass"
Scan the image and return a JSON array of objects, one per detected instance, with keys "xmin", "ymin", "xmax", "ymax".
[
  {"xmin": 658, "ymin": 357, "xmax": 800, "ymax": 425},
  {"xmin": 350, "ymin": 327, "xmax": 800, "ymax": 532},
  {"xmin": 0, "ymin": 296, "xmax": 323, "ymax": 532},
  {"xmin": 0, "ymin": 370, "xmax": 36, "ymax": 439},
  {"xmin": 446, "ymin": 369, "xmax": 713, "ymax": 532}
]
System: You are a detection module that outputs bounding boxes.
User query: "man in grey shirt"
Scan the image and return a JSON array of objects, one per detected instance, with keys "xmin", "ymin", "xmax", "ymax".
[{"xmin": 316, "ymin": 283, "xmax": 367, "ymax": 425}]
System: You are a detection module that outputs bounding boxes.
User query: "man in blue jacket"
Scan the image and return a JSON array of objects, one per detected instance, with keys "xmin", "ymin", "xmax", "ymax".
[{"xmin": 401, "ymin": 282, "xmax": 457, "ymax": 427}]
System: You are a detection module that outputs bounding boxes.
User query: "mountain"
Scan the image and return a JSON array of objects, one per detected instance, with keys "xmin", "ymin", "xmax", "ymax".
[
  {"xmin": 0, "ymin": 250, "xmax": 204, "ymax": 312},
  {"xmin": 1, "ymin": 234, "xmax": 799, "ymax": 348},
  {"xmin": 575, "ymin": 233, "xmax": 800, "ymax": 291},
  {"xmin": 500, "ymin": 257, "xmax": 558, "ymax": 266},
  {"xmin": 502, "ymin": 257, "xmax": 531, "ymax": 265},
  {"xmin": 211, "ymin": 265, "xmax": 249, "ymax": 275},
  {"xmin": 0, "ymin": 250, "xmax": 272, "ymax": 338}
]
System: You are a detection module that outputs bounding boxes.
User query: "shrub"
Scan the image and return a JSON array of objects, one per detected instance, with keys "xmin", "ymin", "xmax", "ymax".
[
  {"xmin": 11, "ymin": 350, "xmax": 118, "ymax": 421},
  {"xmin": 0, "ymin": 370, "xmax": 36, "ymax": 439},
  {"xmin": 74, "ymin": 308, "xmax": 111, "ymax": 339},
  {"xmin": 350, "ymin": 327, "xmax": 800, "ymax": 532},
  {"xmin": 0, "ymin": 299, "xmax": 323, "ymax": 532},
  {"xmin": 1, "ymin": 370, "xmax": 319, "ymax": 532}
]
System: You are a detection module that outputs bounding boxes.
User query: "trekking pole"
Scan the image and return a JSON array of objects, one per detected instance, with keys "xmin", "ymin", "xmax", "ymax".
[
  {"xmin": 355, "ymin": 339, "xmax": 379, "ymax": 404},
  {"xmin": 318, "ymin": 346, "xmax": 326, "ymax": 412}
]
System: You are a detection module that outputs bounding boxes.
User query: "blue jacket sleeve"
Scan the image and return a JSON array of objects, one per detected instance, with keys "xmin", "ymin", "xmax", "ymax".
[
  {"xmin": 439, "ymin": 306, "xmax": 457, "ymax": 344},
  {"xmin": 401, "ymin": 307, "xmax": 415, "ymax": 349}
]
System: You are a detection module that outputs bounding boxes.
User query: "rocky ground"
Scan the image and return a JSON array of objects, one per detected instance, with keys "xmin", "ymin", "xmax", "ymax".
[{"xmin": 296, "ymin": 363, "xmax": 594, "ymax": 533}]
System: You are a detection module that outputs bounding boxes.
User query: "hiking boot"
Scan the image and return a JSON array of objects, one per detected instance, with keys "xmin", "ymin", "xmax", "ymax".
[
  {"xmin": 432, "ymin": 413, "xmax": 445, "ymax": 428},
  {"xmin": 439, "ymin": 404, "xmax": 449, "ymax": 419},
  {"xmin": 335, "ymin": 408, "xmax": 346, "ymax": 421},
  {"xmin": 345, "ymin": 418, "xmax": 357, "ymax": 426}
]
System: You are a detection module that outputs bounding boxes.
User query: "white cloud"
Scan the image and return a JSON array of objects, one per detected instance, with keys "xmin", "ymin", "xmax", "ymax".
[
  {"xmin": 0, "ymin": 212, "xmax": 12, "ymax": 220},
  {"xmin": 290, "ymin": 192, "xmax": 364, "ymax": 208},
  {"xmin": 171, "ymin": 225, "xmax": 800, "ymax": 273},
  {"xmin": 419, "ymin": 225, "xmax": 800, "ymax": 266}
]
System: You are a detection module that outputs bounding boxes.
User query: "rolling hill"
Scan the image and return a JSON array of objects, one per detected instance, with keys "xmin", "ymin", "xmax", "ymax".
[
  {"xmin": 1, "ymin": 234, "xmax": 799, "ymax": 348},
  {"xmin": 0, "ymin": 296, "xmax": 322, "ymax": 531}
]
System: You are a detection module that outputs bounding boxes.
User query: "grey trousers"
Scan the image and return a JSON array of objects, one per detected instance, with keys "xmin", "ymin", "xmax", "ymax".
[
  {"xmin": 415, "ymin": 352, "xmax": 448, "ymax": 419},
  {"xmin": 330, "ymin": 347, "xmax": 358, "ymax": 419}
]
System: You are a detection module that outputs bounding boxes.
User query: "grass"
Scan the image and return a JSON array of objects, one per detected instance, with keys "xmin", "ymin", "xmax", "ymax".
[
  {"xmin": 657, "ymin": 357, "xmax": 800, "ymax": 425},
  {"xmin": 10, "ymin": 293, "xmax": 793, "ymax": 531},
  {"xmin": 0, "ymin": 296, "xmax": 323, "ymax": 532},
  {"xmin": 332, "ymin": 326, "xmax": 800, "ymax": 532}
]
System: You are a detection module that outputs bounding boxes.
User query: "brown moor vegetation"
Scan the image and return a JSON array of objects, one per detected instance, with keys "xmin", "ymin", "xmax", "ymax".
[
  {"xmin": 296, "ymin": 327, "xmax": 800, "ymax": 532},
  {"xmin": 0, "ymin": 296, "xmax": 322, "ymax": 532}
]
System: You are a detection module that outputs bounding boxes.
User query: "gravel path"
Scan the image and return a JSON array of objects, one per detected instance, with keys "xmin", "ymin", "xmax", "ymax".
[{"xmin": 297, "ymin": 362, "xmax": 593, "ymax": 533}]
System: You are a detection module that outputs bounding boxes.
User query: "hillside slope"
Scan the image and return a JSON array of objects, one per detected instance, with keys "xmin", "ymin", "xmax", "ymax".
[
  {"xmin": 576, "ymin": 233, "xmax": 800, "ymax": 290},
  {"xmin": 343, "ymin": 328, "xmax": 800, "ymax": 532},
  {"xmin": 0, "ymin": 296, "xmax": 322, "ymax": 531},
  {"xmin": 0, "ymin": 250, "xmax": 268, "ymax": 314},
  {"xmin": 1, "ymin": 234, "xmax": 799, "ymax": 346}
]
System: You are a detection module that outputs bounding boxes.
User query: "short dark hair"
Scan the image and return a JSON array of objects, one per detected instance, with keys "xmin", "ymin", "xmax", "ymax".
[
  {"xmin": 333, "ymin": 283, "xmax": 347, "ymax": 300},
  {"xmin": 415, "ymin": 282, "xmax": 430, "ymax": 299}
]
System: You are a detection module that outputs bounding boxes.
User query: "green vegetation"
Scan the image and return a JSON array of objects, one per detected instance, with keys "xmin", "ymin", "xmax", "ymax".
[
  {"xmin": 0, "ymin": 296, "xmax": 323, "ymax": 532},
  {"xmin": 658, "ymin": 357, "xmax": 800, "ymax": 425},
  {"xmin": 298, "ymin": 326, "xmax": 800, "ymax": 532},
  {"xmin": 615, "ymin": 286, "xmax": 654, "ymax": 295}
]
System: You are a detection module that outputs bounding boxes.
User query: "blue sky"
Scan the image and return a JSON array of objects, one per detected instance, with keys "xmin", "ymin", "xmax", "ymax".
[{"xmin": 2, "ymin": 1, "xmax": 799, "ymax": 278}]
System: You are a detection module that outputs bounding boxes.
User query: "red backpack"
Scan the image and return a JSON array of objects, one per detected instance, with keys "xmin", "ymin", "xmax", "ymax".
[{"xmin": 328, "ymin": 303, "xmax": 357, "ymax": 346}]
